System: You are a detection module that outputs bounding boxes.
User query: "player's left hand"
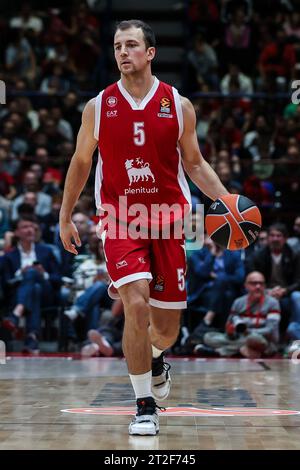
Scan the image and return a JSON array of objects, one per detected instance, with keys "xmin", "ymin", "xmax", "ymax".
[{"xmin": 60, "ymin": 221, "xmax": 81, "ymax": 255}]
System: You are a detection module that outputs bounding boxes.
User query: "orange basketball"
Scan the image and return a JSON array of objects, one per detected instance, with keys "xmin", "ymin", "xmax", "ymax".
[{"xmin": 205, "ymin": 194, "xmax": 262, "ymax": 250}]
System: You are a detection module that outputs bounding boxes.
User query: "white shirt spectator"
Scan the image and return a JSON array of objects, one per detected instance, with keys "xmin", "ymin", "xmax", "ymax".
[{"xmin": 10, "ymin": 15, "xmax": 43, "ymax": 33}]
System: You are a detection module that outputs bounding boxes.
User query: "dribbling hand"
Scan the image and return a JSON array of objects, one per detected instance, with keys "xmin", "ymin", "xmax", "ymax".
[{"xmin": 60, "ymin": 220, "xmax": 82, "ymax": 255}]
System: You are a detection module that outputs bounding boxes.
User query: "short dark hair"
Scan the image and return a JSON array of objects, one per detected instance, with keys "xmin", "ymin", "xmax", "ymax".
[
  {"xmin": 114, "ymin": 19, "xmax": 156, "ymax": 48},
  {"xmin": 268, "ymin": 223, "xmax": 288, "ymax": 238}
]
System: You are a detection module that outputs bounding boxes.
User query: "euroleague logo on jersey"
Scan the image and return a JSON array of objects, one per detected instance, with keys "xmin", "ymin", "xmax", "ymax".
[
  {"xmin": 106, "ymin": 96, "xmax": 118, "ymax": 107},
  {"xmin": 158, "ymin": 97, "xmax": 173, "ymax": 118}
]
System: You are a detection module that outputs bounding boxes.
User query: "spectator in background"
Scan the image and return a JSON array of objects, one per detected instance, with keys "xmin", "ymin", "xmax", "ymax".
[
  {"xmin": 221, "ymin": 0, "xmax": 252, "ymax": 23},
  {"xmin": 5, "ymin": 28, "xmax": 37, "ymax": 85},
  {"xmin": 221, "ymin": 63, "xmax": 253, "ymax": 94},
  {"xmin": 62, "ymin": 225, "xmax": 111, "ymax": 335},
  {"xmin": 0, "ymin": 196, "xmax": 11, "ymax": 239},
  {"xmin": 216, "ymin": 161, "xmax": 242, "ymax": 193},
  {"xmin": 283, "ymin": 11, "xmax": 300, "ymax": 41},
  {"xmin": 12, "ymin": 170, "xmax": 52, "ymax": 221},
  {"xmin": 40, "ymin": 65, "xmax": 70, "ymax": 95},
  {"xmin": 0, "ymin": 138, "xmax": 20, "ymax": 177},
  {"xmin": 0, "ymin": 149, "xmax": 16, "ymax": 200},
  {"xmin": 202, "ymin": 271, "xmax": 280, "ymax": 358},
  {"xmin": 187, "ymin": 32, "xmax": 219, "ymax": 91},
  {"xmin": 1, "ymin": 217, "xmax": 62, "ymax": 353},
  {"xmin": 186, "ymin": 235, "xmax": 245, "ymax": 332},
  {"xmin": 224, "ymin": 8, "xmax": 252, "ymax": 70},
  {"xmin": 1, "ymin": 120, "xmax": 28, "ymax": 155},
  {"xmin": 62, "ymin": 92, "xmax": 82, "ymax": 134},
  {"xmin": 258, "ymin": 28, "xmax": 296, "ymax": 91},
  {"xmin": 288, "ymin": 215, "xmax": 300, "ymax": 255},
  {"xmin": 81, "ymin": 299, "xmax": 124, "ymax": 357},
  {"xmin": 50, "ymin": 106, "xmax": 73, "ymax": 142},
  {"xmin": 248, "ymin": 223, "xmax": 300, "ymax": 333},
  {"xmin": 40, "ymin": 192, "xmax": 63, "ymax": 245},
  {"xmin": 9, "ymin": 3, "xmax": 43, "ymax": 35},
  {"xmin": 243, "ymin": 114, "xmax": 273, "ymax": 161},
  {"xmin": 243, "ymin": 228, "xmax": 269, "ymax": 271}
]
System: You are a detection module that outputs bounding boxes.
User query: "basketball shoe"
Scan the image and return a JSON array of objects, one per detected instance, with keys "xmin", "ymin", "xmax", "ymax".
[
  {"xmin": 129, "ymin": 396, "xmax": 159, "ymax": 436},
  {"xmin": 151, "ymin": 352, "xmax": 171, "ymax": 401}
]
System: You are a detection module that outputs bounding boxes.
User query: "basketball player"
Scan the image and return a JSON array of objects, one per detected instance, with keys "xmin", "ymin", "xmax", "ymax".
[{"xmin": 60, "ymin": 20, "xmax": 228, "ymax": 435}]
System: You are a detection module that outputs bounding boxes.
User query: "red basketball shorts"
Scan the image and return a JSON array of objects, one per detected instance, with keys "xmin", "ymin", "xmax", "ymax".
[{"xmin": 102, "ymin": 230, "xmax": 187, "ymax": 309}]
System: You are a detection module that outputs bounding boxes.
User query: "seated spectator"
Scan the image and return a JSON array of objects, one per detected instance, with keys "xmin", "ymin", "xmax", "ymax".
[
  {"xmin": 221, "ymin": 63, "xmax": 253, "ymax": 94},
  {"xmin": 187, "ymin": 32, "xmax": 219, "ymax": 91},
  {"xmin": 186, "ymin": 235, "xmax": 245, "ymax": 331},
  {"xmin": 283, "ymin": 11, "xmax": 300, "ymax": 41},
  {"xmin": 287, "ymin": 215, "xmax": 300, "ymax": 255},
  {"xmin": 243, "ymin": 114, "xmax": 273, "ymax": 161},
  {"xmin": 0, "ymin": 195, "xmax": 11, "ymax": 239},
  {"xmin": 1, "ymin": 120, "xmax": 28, "ymax": 155},
  {"xmin": 62, "ymin": 224, "xmax": 111, "ymax": 333},
  {"xmin": 202, "ymin": 271, "xmax": 280, "ymax": 358},
  {"xmin": 5, "ymin": 28, "xmax": 37, "ymax": 85},
  {"xmin": 12, "ymin": 170, "xmax": 52, "ymax": 221},
  {"xmin": 9, "ymin": 3, "xmax": 43, "ymax": 35},
  {"xmin": 243, "ymin": 228, "xmax": 268, "ymax": 271},
  {"xmin": 50, "ymin": 106, "xmax": 73, "ymax": 142},
  {"xmin": 0, "ymin": 149, "xmax": 16, "ymax": 200},
  {"xmin": 40, "ymin": 65, "xmax": 70, "ymax": 95},
  {"xmin": 0, "ymin": 137, "xmax": 21, "ymax": 177},
  {"xmin": 1, "ymin": 217, "xmax": 62, "ymax": 353},
  {"xmin": 40, "ymin": 193, "xmax": 63, "ymax": 245},
  {"xmin": 81, "ymin": 299, "xmax": 124, "ymax": 357},
  {"xmin": 223, "ymin": 8, "xmax": 252, "ymax": 69},
  {"xmin": 258, "ymin": 28, "xmax": 296, "ymax": 91},
  {"xmin": 248, "ymin": 223, "xmax": 300, "ymax": 333},
  {"xmin": 216, "ymin": 161, "xmax": 242, "ymax": 193}
]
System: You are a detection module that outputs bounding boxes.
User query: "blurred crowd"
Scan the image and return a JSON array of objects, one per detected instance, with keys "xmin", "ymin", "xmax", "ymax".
[{"xmin": 0, "ymin": 0, "xmax": 300, "ymax": 357}]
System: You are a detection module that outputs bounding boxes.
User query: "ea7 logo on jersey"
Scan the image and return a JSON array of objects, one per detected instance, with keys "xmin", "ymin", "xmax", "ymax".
[
  {"xmin": 158, "ymin": 97, "xmax": 173, "ymax": 118},
  {"xmin": 106, "ymin": 96, "xmax": 117, "ymax": 107},
  {"xmin": 107, "ymin": 110, "xmax": 118, "ymax": 118}
]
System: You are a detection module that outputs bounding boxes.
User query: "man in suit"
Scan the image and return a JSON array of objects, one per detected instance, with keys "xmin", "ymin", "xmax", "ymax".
[{"xmin": 1, "ymin": 216, "xmax": 62, "ymax": 352}]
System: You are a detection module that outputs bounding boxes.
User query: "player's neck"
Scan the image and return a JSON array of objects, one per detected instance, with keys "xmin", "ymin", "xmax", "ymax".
[{"xmin": 120, "ymin": 72, "xmax": 155, "ymax": 105}]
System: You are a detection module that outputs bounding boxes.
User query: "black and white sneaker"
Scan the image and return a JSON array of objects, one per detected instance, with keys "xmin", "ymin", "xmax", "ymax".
[
  {"xmin": 151, "ymin": 353, "xmax": 171, "ymax": 401},
  {"xmin": 129, "ymin": 397, "xmax": 159, "ymax": 436}
]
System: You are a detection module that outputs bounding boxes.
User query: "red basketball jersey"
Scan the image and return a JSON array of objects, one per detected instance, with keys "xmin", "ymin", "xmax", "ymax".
[{"xmin": 94, "ymin": 77, "xmax": 191, "ymax": 227}]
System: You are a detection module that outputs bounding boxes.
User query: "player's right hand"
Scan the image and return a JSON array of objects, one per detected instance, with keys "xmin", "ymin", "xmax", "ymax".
[{"xmin": 59, "ymin": 221, "xmax": 81, "ymax": 255}]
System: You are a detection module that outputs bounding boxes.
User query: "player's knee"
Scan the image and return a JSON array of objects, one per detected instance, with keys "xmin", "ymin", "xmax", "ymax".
[{"xmin": 125, "ymin": 298, "xmax": 149, "ymax": 330}]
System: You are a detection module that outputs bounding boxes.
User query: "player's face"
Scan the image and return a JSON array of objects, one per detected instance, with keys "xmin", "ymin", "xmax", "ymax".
[{"xmin": 114, "ymin": 27, "xmax": 155, "ymax": 75}]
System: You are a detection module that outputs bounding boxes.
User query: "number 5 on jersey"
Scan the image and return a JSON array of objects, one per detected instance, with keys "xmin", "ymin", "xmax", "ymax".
[{"xmin": 133, "ymin": 122, "xmax": 145, "ymax": 146}]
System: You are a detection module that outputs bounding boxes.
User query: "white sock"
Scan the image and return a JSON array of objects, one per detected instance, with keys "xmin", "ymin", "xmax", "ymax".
[
  {"xmin": 129, "ymin": 371, "xmax": 152, "ymax": 399},
  {"xmin": 152, "ymin": 345, "xmax": 164, "ymax": 359}
]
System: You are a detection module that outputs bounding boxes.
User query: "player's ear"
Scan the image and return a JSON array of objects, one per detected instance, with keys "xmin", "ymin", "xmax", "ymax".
[{"xmin": 147, "ymin": 47, "xmax": 156, "ymax": 62}]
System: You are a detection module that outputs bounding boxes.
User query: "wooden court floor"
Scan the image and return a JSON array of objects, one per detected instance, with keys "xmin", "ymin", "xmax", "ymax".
[{"xmin": 0, "ymin": 357, "xmax": 300, "ymax": 450}]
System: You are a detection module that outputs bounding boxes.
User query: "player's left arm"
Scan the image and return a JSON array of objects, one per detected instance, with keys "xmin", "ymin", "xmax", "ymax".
[{"xmin": 179, "ymin": 96, "xmax": 229, "ymax": 201}]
